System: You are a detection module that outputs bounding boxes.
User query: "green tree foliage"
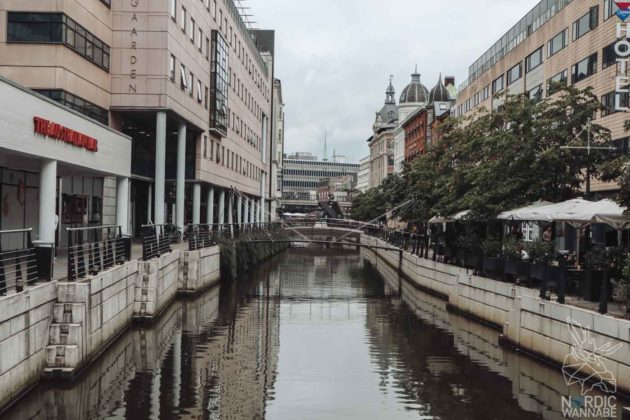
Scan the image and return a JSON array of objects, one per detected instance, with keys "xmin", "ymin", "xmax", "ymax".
[{"xmin": 352, "ymin": 85, "xmax": 614, "ymax": 222}]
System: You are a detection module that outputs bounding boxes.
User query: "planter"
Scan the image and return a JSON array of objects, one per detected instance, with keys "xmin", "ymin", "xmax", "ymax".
[
  {"xmin": 504, "ymin": 259, "xmax": 520, "ymax": 283},
  {"xmin": 465, "ymin": 253, "xmax": 481, "ymax": 270},
  {"xmin": 457, "ymin": 248, "xmax": 466, "ymax": 267},
  {"xmin": 483, "ymin": 256, "xmax": 504, "ymax": 280},
  {"xmin": 530, "ymin": 263, "xmax": 547, "ymax": 283},
  {"xmin": 583, "ymin": 270, "xmax": 606, "ymax": 302}
]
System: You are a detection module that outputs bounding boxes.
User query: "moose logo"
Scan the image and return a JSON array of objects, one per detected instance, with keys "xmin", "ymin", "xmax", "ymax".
[{"xmin": 562, "ymin": 317, "xmax": 622, "ymax": 396}]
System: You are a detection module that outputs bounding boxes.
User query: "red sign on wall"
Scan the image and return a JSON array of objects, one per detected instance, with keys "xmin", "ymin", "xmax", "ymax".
[{"xmin": 33, "ymin": 116, "xmax": 98, "ymax": 152}]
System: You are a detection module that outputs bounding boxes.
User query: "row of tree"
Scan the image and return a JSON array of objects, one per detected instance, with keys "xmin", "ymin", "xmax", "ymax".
[{"xmin": 352, "ymin": 85, "xmax": 630, "ymax": 223}]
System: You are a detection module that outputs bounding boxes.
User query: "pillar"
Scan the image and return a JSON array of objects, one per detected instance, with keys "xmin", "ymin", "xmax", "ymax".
[
  {"xmin": 155, "ymin": 112, "xmax": 167, "ymax": 225},
  {"xmin": 176, "ymin": 122, "xmax": 187, "ymax": 231},
  {"xmin": 237, "ymin": 195, "xmax": 242, "ymax": 226},
  {"xmin": 207, "ymin": 187, "xmax": 215, "ymax": 225},
  {"xmin": 147, "ymin": 183, "xmax": 153, "ymax": 224},
  {"xmin": 228, "ymin": 193, "xmax": 234, "ymax": 237},
  {"xmin": 244, "ymin": 197, "xmax": 249, "ymax": 225},
  {"xmin": 218, "ymin": 189, "xmax": 225, "ymax": 225},
  {"xmin": 192, "ymin": 183, "xmax": 201, "ymax": 225},
  {"xmin": 116, "ymin": 177, "xmax": 130, "ymax": 235},
  {"xmin": 38, "ymin": 159, "xmax": 57, "ymax": 243},
  {"xmin": 259, "ymin": 198, "xmax": 264, "ymax": 223}
]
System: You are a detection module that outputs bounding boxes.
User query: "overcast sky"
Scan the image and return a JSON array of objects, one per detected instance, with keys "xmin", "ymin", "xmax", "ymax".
[{"xmin": 249, "ymin": 0, "xmax": 541, "ymax": 162}]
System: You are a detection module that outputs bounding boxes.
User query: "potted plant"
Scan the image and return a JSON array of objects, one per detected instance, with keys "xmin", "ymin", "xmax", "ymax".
[
  {"xmin": 526, "ymin": 241, "xmax": 554, "ymax": 286},
  {"xmin": 503, "ymin": 236, "xmax": 524, "ymax": 283},
  {"xmin": 612, "ymin": 255, "xmax": 630, "ymax": 319},
  {"xmin": 481, "ymin": 237, "xmax": 503, "ymax": 279}
]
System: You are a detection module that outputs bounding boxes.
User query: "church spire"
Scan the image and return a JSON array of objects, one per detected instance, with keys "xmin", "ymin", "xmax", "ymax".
[{"xmin": 385, "ymin": 75, "xmax": 395, "ymax": 104}]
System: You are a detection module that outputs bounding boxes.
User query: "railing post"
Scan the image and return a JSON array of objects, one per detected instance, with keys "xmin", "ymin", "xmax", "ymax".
[{"xmin": 68, "ymin": 230, "xmax": 75, "ymax": 281}]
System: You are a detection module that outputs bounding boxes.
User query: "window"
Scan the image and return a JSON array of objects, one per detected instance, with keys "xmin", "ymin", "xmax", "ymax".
[
  {"xmin": 571, "ymin": 53, "xmax": 597, "ymax": 84},
  {"xmin": 528, "ymin": 84, "xmax": 543, "ymax": 103},
  {"xmin": 197, "ymin": 80, "xmax": 203, "ymax": 103},
  {"xmin": 189, "ymin": 18, "xmax": 195, "ymax": 41},
  {"xmin": 212, "ymin": 0, "xmax": 217, "ymax": 19},
  {"xmin": 507, "ymin": 63, "xmax": 522, "ymax": 84},
  {"xmin": 602, "ymin": 91, "xmax": 629, "ymax": 116},
  {"xmin": 482, "ymin": 85, "xmax": 490, "ymax": 101},
  {"xmin": 548, "ymin": 29, "xmax": 568, "ymax": 57},
  {"xmin": 7, "ymin": 12, "xmax": 110, "ymax": 71},
  {"xmin": 205, "ymin": 36, "xmax": 210, "ymax": 59},
  {"xmin": 573, "ymin": 6, "xmax": 599, "ymax": 41},
  {"xmin": 180, "ymin": 6, "xmax": 187, "ymax": 31},
  {"xmin": 525, "ymin": 47, "xmax": 543, "ymax": 72},
  {"xmin": 34, "ymin": 89, "xmax": 109, "ymax": 124},
  {"xmin": 180, "ymin": 64, "xmax": 188, "ymax": 91},
  {"xmin": 492, "ymin": 75, "xmax": 504, "ymax": 94},
  {"xmin": 188, "ymin": 71, "xmax": 194, "ymax": 96},
  {"xmin": 210, "ymin": 30, "xmax": 230, "ymax": 136},
  {"xmin": 605, "ymin": 0, "xmax": 619, "ymax": 20},
  {"xmin": 169, "ymin": 54, "xmax": 176, "ymax": 81},
  {"xmin": 169, "ymin": 0, "xmax": 177, "ymax": 20},
  {"xmin": 547, "ymin": 70, "xmax": 568, "ymax": 94},
  {"xmin": 603, "ymin": 41, "xmax": 619, "ymax": 69},
  {"xmin": 197, "ymin": 28, "xmax": 202, "ymax": 50}
]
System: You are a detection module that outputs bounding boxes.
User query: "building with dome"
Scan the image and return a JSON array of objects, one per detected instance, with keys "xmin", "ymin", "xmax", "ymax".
[
  {"xmin": 368, "ymin": 78, "xmax": 399, "ymax": 188},
  {"xmin": 404, "ymin": 75, "xmax": 456, "ymax": 163},
  {"xmin": 393, "ymin": 68, "xmax": 430, "ymax": 173}
]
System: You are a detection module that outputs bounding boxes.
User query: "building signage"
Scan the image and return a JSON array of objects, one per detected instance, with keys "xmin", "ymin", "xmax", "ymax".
[
  {"xmin": 616, "ymin": 1, "xmax": 630, "ymax": 110},
  {"xmin": 33, "ymin": 117, "xmax": 98, "ymax": 152},
  {"xmin": 129, "ymin": 0, "xmax": 139, "ymax": 93}
]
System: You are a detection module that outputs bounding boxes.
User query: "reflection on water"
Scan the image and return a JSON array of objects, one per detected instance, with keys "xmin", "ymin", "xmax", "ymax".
[{"xmin": 3, "ymin": 248, "xmax": 623, "ymax": 419}]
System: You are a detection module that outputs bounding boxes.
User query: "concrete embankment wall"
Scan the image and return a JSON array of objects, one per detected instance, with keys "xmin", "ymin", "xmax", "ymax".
[
  {"xmin": 0, "ymin": 243, "xmax": 230, "ymax": 413},
  {"xmin": 360, "ymin": 234, "xmax": 630, "ymax": 395}
]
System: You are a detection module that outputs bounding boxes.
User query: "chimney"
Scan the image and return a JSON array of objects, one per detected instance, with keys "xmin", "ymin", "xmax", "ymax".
[{"xmin": 444, "ymin": 76, "xmax": 455, "ymax": 87}]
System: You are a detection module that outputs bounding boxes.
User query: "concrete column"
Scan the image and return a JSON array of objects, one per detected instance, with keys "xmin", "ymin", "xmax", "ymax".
[
  {"xmin": 244, "ymin": 197, "xmax": 249, "ymax": 225},
  {"xmin": 207, "ymin": 187, "xmax": 215, "ymax": 225},
  {"xmin": 147, "ymin": 183, "xmax": 152, "ymax": 224},
  {"xmin": 259, "ymin": 198, "xmax": 264, "ymax": 223},
  {"xmin": 192, "ymin": 183, "xmax": 201, "ymax": 225},
  {"xmin": 218, "ymin": 189, "xmax": 225, "ymax": 225},
  {"xmin": 155, "ymin": 111, "xmax": 167, "ymax": 225},
  {"xmin": 237, "ymin": 195, "xmax": 242, "ymax": 226},
  {"xmin": 228, "ymin": 193, "xmax": 234, "ymax": 237},
  {"xmin": 38, "ymin": 159, "xmax": 57, "ymax": 243},
  {"xmin": 116, "ymin": 177, "xmax": 130, "ymax": 235},
  {"xmin": 176, "ymin": 122, "xmax": 187, "ymax": 231}
]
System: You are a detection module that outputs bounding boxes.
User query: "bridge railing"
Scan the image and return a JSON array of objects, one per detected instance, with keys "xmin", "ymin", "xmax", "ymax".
[
  {"xmin": 187, "ymin": 222, "xmax": 283, "ymax": 250},
  {"xmin": 67, "ymin": 225, "xmax": 131, "ymax": 281}
]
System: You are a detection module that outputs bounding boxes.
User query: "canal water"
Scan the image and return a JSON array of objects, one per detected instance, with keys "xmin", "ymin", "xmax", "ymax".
[{"xmin": 2, "ymin": 248, "xmax": 622, "ymax": 419}]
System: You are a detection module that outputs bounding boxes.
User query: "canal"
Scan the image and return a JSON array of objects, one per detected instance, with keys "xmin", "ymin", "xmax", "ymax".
[{"xmin": 1, "ymin": 248, "xmax": 618, "ymax": 419}]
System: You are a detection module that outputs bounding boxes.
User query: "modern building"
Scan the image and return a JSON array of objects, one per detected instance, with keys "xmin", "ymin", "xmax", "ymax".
[
  {"xmin": 453, "ymin": 0, "xmax": 623, "ymax": 194},
  {"xmin": 281, "ymin": 154, "xmax": 359, "ymax": 213},
  {"xmin": 393, "ymin": 68, "xmax": 430, "ymax": 173},
  {"xmin": 356, "ymin": 155, "xmax": 371, "ymax": 193},
  {"xmin": 368, "ymin": 79, "xmax": 398, "ymax": 189},
  {"xmin": 0, "ymin": 0, "xmax": 276, "ymax": 240},
  {"xmin": 270, "ymin": 78, "xmax": 285, "ymax": 220},
  {"xmin": 317, "ymin": 175, "xmax": 357, "ymax": 214}
]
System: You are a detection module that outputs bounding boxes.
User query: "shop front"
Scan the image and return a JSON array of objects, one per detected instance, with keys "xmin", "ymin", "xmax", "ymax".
[{"xmin": 0, "ymin": 76, "xmax": 131, "ymax": 280}]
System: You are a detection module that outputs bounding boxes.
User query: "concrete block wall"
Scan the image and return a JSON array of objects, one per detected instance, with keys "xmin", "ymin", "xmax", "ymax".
[
  {"xmin": 0, "ymin": 282, "xmax": 56, "ymax": 411},
  {"xmin": 44, "ymin": 260, "xmax": 137, "ymax": 378},
  {"xmin": 178, "ymin": 246, "xmax": 221, "ymax": 294},
  {"xmin": 504, "ymin": 295, "xmax": 630, "ymax": 394},
  {"xmin": 134, "ymin": 251, "xmax": 180, "ymax": 321}
]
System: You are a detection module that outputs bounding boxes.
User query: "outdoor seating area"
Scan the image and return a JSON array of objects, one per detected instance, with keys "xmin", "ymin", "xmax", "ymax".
[{"xmin": 355, "ymin": 198, "xmax": 630, "ymax": 319}]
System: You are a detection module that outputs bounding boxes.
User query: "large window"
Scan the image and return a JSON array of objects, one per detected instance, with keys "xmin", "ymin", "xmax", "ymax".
[
  {"xmin": 492, "ymin": 74, "xmax": 504, "ymax": 94},
  {"xmin": 547, "ymin": 70, "xmax": 568, "ymax": 95},
  {"xmin": 507, "ymin": 63, "xmax": 522, "ymax": 84},
  {"xmin": 602, "ymin": 91, "xmax": 629, "ymax": 116},
  {"xmin": 571, "ymin": 53, "xmax": 597, "ymax": 84},
  {"xmin": 210, "ymin": 31, "xmax": 229, "ymax": 136},
  {"xmin": 7, "ymin": 12, "xmax": 110, "ymax": 71},
  {"xmin": 605, "ymin": 0, "xmax": 619, "ymax": 20},
  {"xmin": 548, "ymin": 29, "xmax": 568, "ymax": 57},
  {"xmin": 603, "ymin": 41, "xmax": 620, "ymax": 69},
  {"xmin": 525, "ymin": 47, "xmax": 543, "ymax": 72},
  {"xmin": 34, "ymin": 89, "xmax": 109, "ymax": 124},
  {"xmin": 573, "ymin": 6, "xmax": 599, "ymax": 41},
  {"xmin": 528, "ymin": 84, "xmax": 543, "ymax": 103}
]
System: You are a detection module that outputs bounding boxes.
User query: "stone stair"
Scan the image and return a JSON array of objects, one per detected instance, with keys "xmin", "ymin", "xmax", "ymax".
[{"xmin": 44, "ymin": 303, "xmax": 85, "ymax": 370}]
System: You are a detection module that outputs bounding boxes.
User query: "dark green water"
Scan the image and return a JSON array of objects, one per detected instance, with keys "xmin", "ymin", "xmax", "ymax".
[{"xmin": 2, "ymin": 248, "xmax": 603, "ymax": 419}]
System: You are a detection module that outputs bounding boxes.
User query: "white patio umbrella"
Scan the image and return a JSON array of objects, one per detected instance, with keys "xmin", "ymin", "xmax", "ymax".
[
  {"xmin": 497, "ymin": 201, "xmax": 553, "ymax": 221},
  {"xmin": 429, "ymin": 210, "xmax": 471, "ymax": 224}
]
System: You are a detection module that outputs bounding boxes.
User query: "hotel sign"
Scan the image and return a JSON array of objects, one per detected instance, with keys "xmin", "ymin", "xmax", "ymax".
[
  {"xmin": 33, "ymin": 117, "xmax": 98, "ymax": 152},
  {"xmin": 615, "ymin": 1, "xmax": 630, "ymax": 110}
]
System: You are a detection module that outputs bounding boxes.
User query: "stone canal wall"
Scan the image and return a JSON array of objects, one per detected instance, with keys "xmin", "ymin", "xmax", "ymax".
[
  {"xmin": 0, "ymin": 244, "xmax": 225, "ymax": 413},
  {"xmin": 361, "ymin": 234, "xmax": 630, "ymax": 396}
]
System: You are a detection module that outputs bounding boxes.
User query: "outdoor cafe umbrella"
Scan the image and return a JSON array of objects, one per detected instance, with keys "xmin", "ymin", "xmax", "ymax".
[
  {"xmin": 497, "ymin": 201, "xmax": 553, "ymax": 221},
  {"xmin": 429, "ymin": 210, "xmax": 471, "ymax": 224},
  {"xmin": 499, "ymin": 198, "xmax": 630, "ymax": 267}
]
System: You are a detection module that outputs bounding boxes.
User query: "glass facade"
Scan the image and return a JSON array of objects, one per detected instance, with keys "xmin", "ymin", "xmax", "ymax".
[
  {"xmin": 210, "ymin": 30, "xmax": 229, "ymax": 136},
  {"xmin": 34, "ymin": 89, "xmax": 109, "ymax": 125},
  {"xmin": 7, "ymin": 12, "xmax": 110, "ymax": 71}
]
